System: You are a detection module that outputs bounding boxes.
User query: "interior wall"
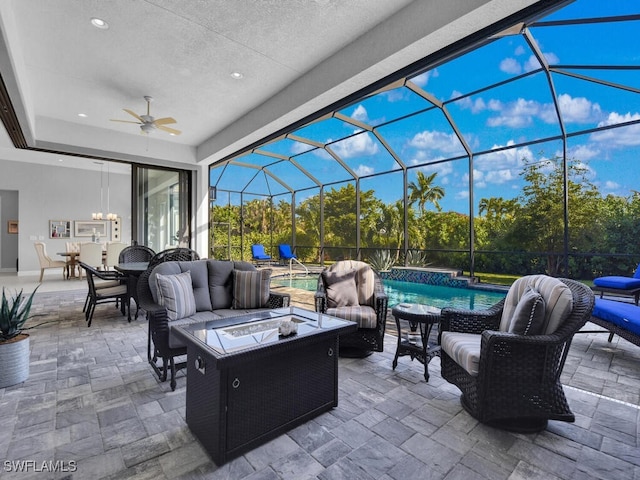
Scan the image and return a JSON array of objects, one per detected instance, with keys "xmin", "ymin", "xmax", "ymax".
[
  {"xmin": 0, "ymin": 190, "xmax": 18, "ymax": 271},
  {"xmin": 0, "ymin": 158, "xmax": 131, "ymax": 275}
]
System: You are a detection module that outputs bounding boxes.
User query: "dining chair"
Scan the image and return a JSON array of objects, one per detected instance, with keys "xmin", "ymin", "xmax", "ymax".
[
  {"xmin": 33, "ymin": 242, "xmax": 67, "ymax": 282},
  {"xmin": 104, "ymin": 242, "xmax": 127, "ymax": 270},
  {"xmin": 78, "ymin": 242, "xmax": 104, "ymax": 280},
  {"xmin": 79, "ymin": 261, "xmax": 128, "ymax": 327}
]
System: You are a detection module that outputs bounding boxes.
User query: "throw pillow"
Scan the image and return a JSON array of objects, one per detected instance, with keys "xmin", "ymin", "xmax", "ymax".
[
  {"xmin": 155, "ymin": 271, "xmax": 197, "ymax": 321},
  {"xmin": 322, "ymin": 268, "xmax": 359, "ymax": 308},
  {"xmin": 508, "ymin": 285, "xmax": 546, "ymax": 335},
  {"xmin": 232, "ymin": 269, "xmax": 272, "ymax": 309}
]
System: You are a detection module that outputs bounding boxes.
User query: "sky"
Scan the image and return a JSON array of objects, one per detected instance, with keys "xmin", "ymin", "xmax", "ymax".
[{"xmin": 211, "ymin": 0, "xmax": 640, "ymax": 214}]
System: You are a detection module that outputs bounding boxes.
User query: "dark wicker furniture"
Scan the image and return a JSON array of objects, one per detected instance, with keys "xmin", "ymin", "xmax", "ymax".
[
  {"xmin": 118, "ymin": 244, "xmax": 155, "ymax": 263},
  {"xmin": 440, "ymin": 277, "xmax": 594, "ymax": 432},
  {"xmin": 79, "ymin": 261, "xmax": 128, "ymax": 327},
  {"xmin": 137, "ymin": 258, "xmax": 290, "ymax": 390},
  {"xmin": 173, "ymin": 307, "xmax": 357, "ymax": 465},
  {"xmin": 391, "ymin": 303, "xmax": 441, "ymax": 382},
  {"xmin": 315, "ymin": 260, "xmax": 388, "ymax": 357}
]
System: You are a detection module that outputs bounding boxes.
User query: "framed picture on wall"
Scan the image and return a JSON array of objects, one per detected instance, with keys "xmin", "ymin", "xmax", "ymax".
[
  {"xmin": 8, "ymin": 220, "xmax": 18, "ymax": 234},
  {"xmin": 49, "ymin": 220, "xmax": 70, "ymax": 238},
  {"xmin": 74, "ymin": 220, "xmax": 107, "ymax": 238}
]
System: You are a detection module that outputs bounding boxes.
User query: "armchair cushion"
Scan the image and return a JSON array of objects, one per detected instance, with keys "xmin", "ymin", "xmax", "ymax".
[
  {"xmin": 326, "ymin": 305, "xmax": 377, "ymax": 329},
  {"xmin": 155, "ymin": 271, "xmax": 197, "ymax": 321},
  {"xmin": 508, "ymin": 286, "xmax": 546, "ymax": 335},
  {"xmin": 322, "ymin": 269, "xmax": 359, "ymax": 308},
  {"xmin": 500, "ymin": 275, "xmax": 573, "ymax": 334},
  {"xmin": 440, "ymin": 332, "xmax": 481, "ymax": 376},
  {"xmin": 232, "ymin": 269, "xmax": 272, "ymax": 309}
]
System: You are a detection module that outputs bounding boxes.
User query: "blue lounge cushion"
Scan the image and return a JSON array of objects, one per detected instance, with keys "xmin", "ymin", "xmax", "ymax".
[
  {"xmin": 592, "ymin": 299, "xmax": 640, "ymax": 336},
  {"xmin": 593, "ymin": 276, "xmax": 640, "ymax": 290}
]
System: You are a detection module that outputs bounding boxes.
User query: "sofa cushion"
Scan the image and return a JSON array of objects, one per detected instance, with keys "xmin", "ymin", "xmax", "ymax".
[
  {"xmin": 178, "ymin": 260, "xmax": 211, "ymax": 311},
  {"xmin": 508, "ymin": 286, "xmax": 546, "ymax": 335},
  {"xmin": 322, "ymin": 269, "xmax": 359, "ymax": 308},
  {"xmin": 592, "ymin": 298, "xmax": 640, "ymax": 336},
  {"xmin": 500, "ymin": 275, "xmax": 573, "ymax": 334},
  {"xmin": 155, "ymin": 271, "xmax": 197, "ymax": 321},
  {"xmin": 232, "ymin": 269, "xmax": 272, "ymax": 309},
  {"xmin": 207, "ymin": 260, "xmax": 235, "ymax": 309},
  {"xmin": 593, "ymin": 276, "xmax": 640, "ymax": 290},
  {"xmin": 149, "ymin": 260, "xmax": 212, "ymax": 311}
]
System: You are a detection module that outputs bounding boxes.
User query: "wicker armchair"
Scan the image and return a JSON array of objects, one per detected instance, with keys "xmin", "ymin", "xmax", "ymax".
[
  {"xmin": 315, "ymin": 260, "xmax": 388, "ymax": 357},
  {"xmin": 440, "ymin": 276, "xmax": 594, "ymax": 432}
]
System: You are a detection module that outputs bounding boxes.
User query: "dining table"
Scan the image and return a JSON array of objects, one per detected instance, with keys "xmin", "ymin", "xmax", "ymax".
[{"xmin": 58, "ymin": 250, "xmax": 107, "ymax": 278}]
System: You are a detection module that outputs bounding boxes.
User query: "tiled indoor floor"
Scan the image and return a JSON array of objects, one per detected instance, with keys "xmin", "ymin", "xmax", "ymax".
[{"xmin": 0, "ymin": 275, "xmax": 639, "ymax": 479}]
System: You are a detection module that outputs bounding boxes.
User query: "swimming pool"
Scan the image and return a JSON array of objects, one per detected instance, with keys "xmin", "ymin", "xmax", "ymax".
[{"xmin": 271, "ymin": 275, "xmax": 506, "ymax": 310}]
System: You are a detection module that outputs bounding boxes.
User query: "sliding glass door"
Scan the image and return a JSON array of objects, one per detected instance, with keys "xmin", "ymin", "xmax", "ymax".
[{"xmin": 133, "ymin": 166, "xmax": 191, "ymax": 253}]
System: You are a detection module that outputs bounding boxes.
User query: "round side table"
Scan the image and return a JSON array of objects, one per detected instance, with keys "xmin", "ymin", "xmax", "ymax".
[{"xmin": 391, "ymin": 303, "xmax": 441, "ymax": 382}]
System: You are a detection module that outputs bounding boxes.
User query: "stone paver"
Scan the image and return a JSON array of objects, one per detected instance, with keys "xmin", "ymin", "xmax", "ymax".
[{"xmin": 0, "ymin": 289, "xmax": 638, "ymax": 479}]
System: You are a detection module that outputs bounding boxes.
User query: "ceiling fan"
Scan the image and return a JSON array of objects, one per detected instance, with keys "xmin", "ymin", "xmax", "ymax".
[{"xmin": 110, "ymin": 96, "xmax": 181, "ymax": 135}]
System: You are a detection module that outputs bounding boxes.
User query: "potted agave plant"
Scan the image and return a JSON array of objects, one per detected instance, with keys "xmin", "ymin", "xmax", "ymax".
[{"xmin": 0, "ymin": 286, "xmax": 38, "ymax": 388}]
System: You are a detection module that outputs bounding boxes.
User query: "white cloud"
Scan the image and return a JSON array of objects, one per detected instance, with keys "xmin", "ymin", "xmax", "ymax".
[
  {"xmin": 514, "ymin": 45, "xmax": 526, "ymax": 56},
  {"xmin": 355, "ymin": 164, "xmax": 374, "ymax": 176},
  {"xmin": 565, "ymin": 144, "xmax": 600, "ymax": 161},
  {"xmin": 591, "ymin": 112, "xmax": 640, "ymax": 146},
  {"xmin": 408, "ymin": 130, "xmax": 465, "ymax": 154},
  {"xmin": 411, "ymin": 69, "xmax": 438, "ymax": 87},
  {"xmin": 330, "ymin": 131, "xmax": 378, "ymax": 158},
  {"xmin": 487, "ymin": 98, "xmax": 541, "ymax": 127},
  {"xmin": 455, "ymin": 190, "xmax": 469, "ymax": 200},
  {"xmin": 604, "ymin": 180, "xmax": 620, "ymax": 190},
  {"xmin": 453, "ymin": 91, "xmax": 487, "ymax": 113},
  {"xmin": 557, "ymin": 94, "xmax": 602, "ymax": 123},
  {"xmin": 290, "ymin": 141, "xmax": 316, "ymax": 155},
  {"xmin": 524, "ymin": 52, "xmax": 559, "ymax": 72},
  {"xmin": 499, "ymin": 57, "xmax": 521, "ymax": 75},
  {"xmin": 351, "ymin": 105, "xmax": 369, "ymax": 122},
  {"xmin": 475, "ymin": 141, "xmax": 534, "ymax": 172}
]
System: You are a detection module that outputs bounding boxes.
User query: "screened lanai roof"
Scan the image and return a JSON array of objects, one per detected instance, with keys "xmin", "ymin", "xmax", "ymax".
[{"xmin": 210, "ymin": 0, "xmax": 640, "ymax": 210}]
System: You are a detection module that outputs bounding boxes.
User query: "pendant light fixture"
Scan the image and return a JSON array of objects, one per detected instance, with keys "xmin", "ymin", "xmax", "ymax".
[{"xmin": 92, "ymin": 162, "xmax": 104, "ymax": 220}]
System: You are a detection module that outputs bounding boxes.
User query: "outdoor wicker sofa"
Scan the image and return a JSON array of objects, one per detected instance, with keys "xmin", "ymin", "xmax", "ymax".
[{"xmin": 138, "ymin": 258, "xmax": 290, "ymax": 390}]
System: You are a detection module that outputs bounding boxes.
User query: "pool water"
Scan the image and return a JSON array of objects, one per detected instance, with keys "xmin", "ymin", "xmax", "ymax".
[{"xmin": 272, "ymin": 275, "xmax": 506, "ymax": 310}]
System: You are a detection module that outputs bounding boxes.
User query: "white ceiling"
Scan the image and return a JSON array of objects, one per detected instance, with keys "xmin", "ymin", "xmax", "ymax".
[{"xmin": 0, "ymin": 0, "xmax": 548, "ymax": 172}]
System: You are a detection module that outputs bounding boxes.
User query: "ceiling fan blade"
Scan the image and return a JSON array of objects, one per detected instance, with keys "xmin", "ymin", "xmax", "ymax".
[
  {"xmin": 123, "ymin": 108, "xmax": 144, "ymax": 122},
  {"xmin": 110, "ymin": 119, "xmax": 142, "ymax": 124},
  {"xmin": 157, "ymin": 125, "xmax": 181, "ymax": 135},
  {"xmin": 153, "ymin": 116, "xmax": 177, "ymax": 126}
]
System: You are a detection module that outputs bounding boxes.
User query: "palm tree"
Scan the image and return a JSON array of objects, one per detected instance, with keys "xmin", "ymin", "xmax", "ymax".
[{"xmin": 408, "ymin": 171, "xmax": 445, "ymax": 215}]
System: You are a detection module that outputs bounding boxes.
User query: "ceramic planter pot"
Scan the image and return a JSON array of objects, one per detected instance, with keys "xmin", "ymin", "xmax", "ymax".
[{"xmin": 0, "ymin": 334, "xmax": 29, "ymax": 388}]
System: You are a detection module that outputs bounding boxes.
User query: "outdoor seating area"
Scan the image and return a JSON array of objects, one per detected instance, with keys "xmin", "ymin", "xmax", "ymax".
[{"xmin": 2, "ymin": 282, "xmax": 638, "ymax": 479}]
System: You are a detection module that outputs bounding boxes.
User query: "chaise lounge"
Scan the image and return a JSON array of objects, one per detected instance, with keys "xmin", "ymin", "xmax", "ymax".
[{"xmin": 592, "ymin": 263, "xmax": 640, "ymax": 305}]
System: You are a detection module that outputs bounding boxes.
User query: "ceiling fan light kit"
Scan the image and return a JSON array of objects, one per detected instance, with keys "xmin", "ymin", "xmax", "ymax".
[{"xmin": 110, "ymin": 96, "xmax": 181, "ymax": 136}]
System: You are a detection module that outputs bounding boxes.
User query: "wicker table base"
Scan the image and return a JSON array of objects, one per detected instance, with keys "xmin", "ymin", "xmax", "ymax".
[
  {"xmin": 392, "ymin": 303, "xmax": 441, "ymax": 382},
  {"xmin": 175, "ymin": 307, "xmax": 356, "ymax": 465}
]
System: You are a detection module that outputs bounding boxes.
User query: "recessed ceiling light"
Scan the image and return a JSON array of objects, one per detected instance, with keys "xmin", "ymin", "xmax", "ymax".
[
  {"xmin": 78, "ymin": 113, "xmax": 87, "ymax": 118},
  {"xmin": 91, "ymin": 17, "xmax": 109, "ymax": 29},
  {"xmin": 230, "ymin": 72, "xmax": 244, "ymax": 80}
]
